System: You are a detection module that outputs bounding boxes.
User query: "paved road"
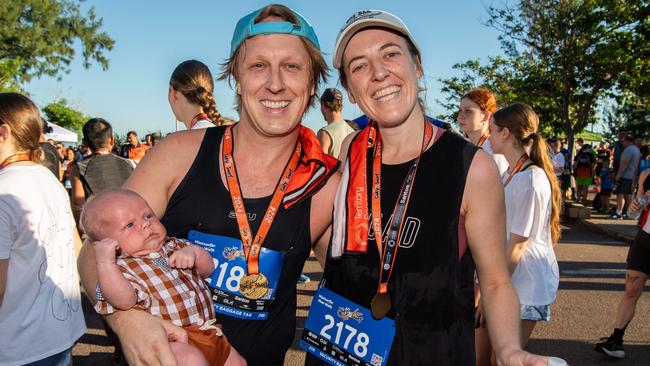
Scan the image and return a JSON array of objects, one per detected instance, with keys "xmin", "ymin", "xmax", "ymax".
[{"xmin": 73, "ymin": 222, "xmax": 649, "ymax": 365}]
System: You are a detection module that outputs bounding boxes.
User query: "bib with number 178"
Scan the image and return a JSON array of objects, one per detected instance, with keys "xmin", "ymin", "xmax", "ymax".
[
  {"xmin": 301, "ymin": 287, "xmax": 395, "ymax": 366},
  {"xmin": 189, "ymin": 230, "xmax": 284, "ymax": 320}
]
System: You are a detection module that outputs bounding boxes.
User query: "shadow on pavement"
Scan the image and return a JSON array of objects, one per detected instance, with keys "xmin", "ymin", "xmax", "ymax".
[{"xmin": 527, "ymin": 338, "xmax": 650, "ymax": 366}]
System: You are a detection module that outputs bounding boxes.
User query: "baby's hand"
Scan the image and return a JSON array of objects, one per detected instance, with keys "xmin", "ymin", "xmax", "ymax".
[
  {"xmin": 169, "ymin": 247, "xmax": 197, "ymax": 269},
  {"xmin": 94, "ymin": 238, "xmax": 120, "ymax": 264}
]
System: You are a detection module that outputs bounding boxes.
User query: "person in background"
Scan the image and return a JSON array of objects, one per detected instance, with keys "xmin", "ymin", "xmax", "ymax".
[
  {"xmin": 169, "ymin": 60, "xmax": 226, "ymax": 129},
  {"xmin": 595, "ymin": 158, "xmax": 615, "ymax": 213},
  {"xmin": 317, "ymin": 87, "xmax": 355, "ymax": 159},
  {"xmin": 120, "ymin": 131, "xmax": 149, "ymax": 163},
  {"xmin": 39, "ymin": 119, "xmax": 62, "ymax": 180},
  {"xmin": 613, "ymin": 131, "xmax": 626, "ymax": 173},
  {"xmin": 0, "ymin": 92, "xmax": 86, "ymax": 365},
  {"xmin": 62, "ymin": 147, "xmax": 77, "ymax": 189},
  {"xmin": 71, "ymin": 118, "xmax": 135, "ymax": 223},
  {"xmin": 487, "ymin": 102, "xmax": 561, "ymax": 359},
  {"xmin": 573, "ymin": 144, "xmax": 595, "ymax": 204},
  {"xmin": 457, "ymin": 87, "xmax": 508, "ymax": 175},
  {"xmin": 596, "ymin": 168, "xmax": 650, "ymax": 359},
  {"xmin": 612, "ymin": 135, "xmax": 642, "ymax": 219}
]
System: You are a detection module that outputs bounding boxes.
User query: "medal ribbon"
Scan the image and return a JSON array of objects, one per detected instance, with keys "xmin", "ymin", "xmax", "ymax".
[
  {"xmin": 503, "ymin": 153, "xmax": 529, "ymax": 187},
  {"xmin": 189, "ymin": 113, "xmax": 209, "ymax": 129},
  {"xmin": 0, "ymin": 152, "xmax": 32, "ymax": 169},
  {"xmin": 222, "ymin": 126, "xmax": 302, "ymax": 275},
  {"xmin": 477, "ymin": 128, "xmax": 490, "ymax": 147},
  {"xmin": 371, "ymin": 120, "xmax": 433, "ymax": 295}
]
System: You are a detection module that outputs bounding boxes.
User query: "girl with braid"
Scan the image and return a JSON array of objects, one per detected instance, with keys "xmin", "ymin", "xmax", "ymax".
[
  {"xmin": 169, "ymin": 60, "xmax": 227, "ymax": 130},
  {"xmin": 487, "ymin": 103, "xmax": 561, "ymax": 356}
]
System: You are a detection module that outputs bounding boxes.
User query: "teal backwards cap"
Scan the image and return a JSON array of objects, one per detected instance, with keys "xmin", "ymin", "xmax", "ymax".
[{"xmin": 230, "ymin": 7, "xmax": 321, "ymax": 56}]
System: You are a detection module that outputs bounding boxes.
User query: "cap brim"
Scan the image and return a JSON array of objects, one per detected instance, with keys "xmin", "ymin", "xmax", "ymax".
[{"xmin": 333, "ymin": 18, "xmax": 417, "ymax": 69}]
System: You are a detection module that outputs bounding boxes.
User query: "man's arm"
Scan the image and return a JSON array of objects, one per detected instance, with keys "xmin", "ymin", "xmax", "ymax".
[
  {"xmin": 462, "ymin": 150, "xmax": 547, "ymax": 365},
  {"xmin": 616, "ymin": 153, "xmax": 630, "ymax": 181},
  {"xmin": 317, "ymin": 129, "xmax": 332, "ymax": 156}
]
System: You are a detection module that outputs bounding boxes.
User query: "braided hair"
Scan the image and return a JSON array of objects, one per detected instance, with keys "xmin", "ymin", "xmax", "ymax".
[{"xmin": 170, "ymin": 60, "xmax": 226, "ymax": 126}]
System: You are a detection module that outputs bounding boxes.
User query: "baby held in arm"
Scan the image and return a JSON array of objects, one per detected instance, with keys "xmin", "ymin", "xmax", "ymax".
[{"xmin": 80, "ymin": 189, "xmax": 244, "ymax": 366}]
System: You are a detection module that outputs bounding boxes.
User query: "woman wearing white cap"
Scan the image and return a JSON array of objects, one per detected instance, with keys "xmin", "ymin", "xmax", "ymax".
[{"xmin": 302, "ymin": 10, "xmax": 554, "ymax": 365}]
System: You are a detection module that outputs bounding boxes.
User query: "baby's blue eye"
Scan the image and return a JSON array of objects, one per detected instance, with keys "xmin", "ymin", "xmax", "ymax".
[
  {"xmin": 124, "ymin": 223, "xmax": 134, "ymax": 229},
  {"xmin": 145, "ymin": 214, "xmax": 153, "ymax": 220}
]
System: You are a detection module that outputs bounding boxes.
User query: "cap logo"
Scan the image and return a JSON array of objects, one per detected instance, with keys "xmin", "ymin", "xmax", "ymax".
[{"xmin": 342, "ymin": 10, "xmax": 383, "ymax": 31}]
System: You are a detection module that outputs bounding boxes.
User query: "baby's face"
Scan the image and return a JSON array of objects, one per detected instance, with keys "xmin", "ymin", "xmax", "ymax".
[{"xmin": 100, "ymin": 194, "xmax": 167, "ymax": 256}]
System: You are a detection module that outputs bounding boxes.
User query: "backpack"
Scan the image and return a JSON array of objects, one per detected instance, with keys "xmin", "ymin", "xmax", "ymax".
[{"xmin": 576, "ymin": 152, "xmax": 591, "ymax": 167}]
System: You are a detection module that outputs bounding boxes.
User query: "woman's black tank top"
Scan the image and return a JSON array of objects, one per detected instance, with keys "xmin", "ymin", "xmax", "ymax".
[
  {"xmin": 308, "ymin": 131, "xmax": 478, "ymax": 366},
  {"xmin": 161, "ymin": 127, "xmax": 312, "ymax": 366}
]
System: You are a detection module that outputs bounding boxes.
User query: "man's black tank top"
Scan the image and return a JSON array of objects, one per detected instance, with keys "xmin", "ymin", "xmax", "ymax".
[
  {"xmin": 307, "ymin": 131, "xmax": 478, "ymax": 366},
  {"xmin": 161, "ymin": 127, "xmax": 312, "ymax": 366}
]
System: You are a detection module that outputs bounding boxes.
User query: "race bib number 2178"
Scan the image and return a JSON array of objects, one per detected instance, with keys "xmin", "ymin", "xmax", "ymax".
[{"xmin": 300, "ymin": 287, "xmax": 395, "ymax": 366}]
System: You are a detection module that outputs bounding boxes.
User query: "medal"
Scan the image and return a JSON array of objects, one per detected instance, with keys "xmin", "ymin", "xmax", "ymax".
[
  {"xmin": 368, "ymin": 120, "xmax": 435, "ymax": 320},
  {"xmin": 239, "ymin": 273, "xmax": 270, "ymax": 300},
  {"xmin": 223, "ymin": 126, "xmax": 301, "ymax": 298},
  {"xmin": 370, "ymin": 292, "xmax": 392, "ymax": 320}
]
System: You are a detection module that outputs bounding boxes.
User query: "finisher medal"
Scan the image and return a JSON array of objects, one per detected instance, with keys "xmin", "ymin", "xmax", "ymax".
[
  {"xmin": 371, "ymin": 292, "xmax": 392, "ymax": 320},
  {"xmin": 239, "ymin": 273, "xmax": 270, "ymax": 300}
]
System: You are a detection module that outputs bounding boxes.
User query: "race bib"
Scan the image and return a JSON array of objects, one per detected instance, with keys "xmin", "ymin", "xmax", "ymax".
[
  {"xmin": 189, "ymin": 230, "xmax": 284, "ymax": 320},
  {"xmin": 300, "ymin": 287, "xmax": 395, "ymax": 366}
]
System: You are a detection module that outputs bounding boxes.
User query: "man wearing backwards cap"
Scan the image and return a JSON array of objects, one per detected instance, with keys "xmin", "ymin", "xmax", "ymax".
[
  {"xmin": 304, "ymin": 9, "xmax": 565, "ymax": 366},
  {"xmin": 77, "ymin": 4, "xmax": 339, "ymax": 366}
]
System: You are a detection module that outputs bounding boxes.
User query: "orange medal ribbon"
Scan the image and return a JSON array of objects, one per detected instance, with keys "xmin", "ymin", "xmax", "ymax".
[
  {"xmin": 477, "ymin": 129, "xmax": 490, "ymax": 147},
  {"xmin": 0, "ymin": 153, "xmax": 32, "ymax": 169},
  {"xmin": 189, "ymin": 113, "xmax": 209, "ymax": 129},
  {"xmin": 222, "ymin": 126, "xmax": 301, "ymax": 275},
  {"xmin": 503, "ymin": 153, "xmax": 530, "ymax": 187},
  {"xmin": 371, "ymin": 120, "xmax": 433, "ymax": 298}
]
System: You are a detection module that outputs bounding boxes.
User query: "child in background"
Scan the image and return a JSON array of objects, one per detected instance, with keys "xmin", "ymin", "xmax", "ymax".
[
  {"xmin": 80, "ymin": 189, "xmax": 245, "ymax": 366},
  {"xmin": 596, "ymin": 158, "xmax": 615, "ymax": 213}
]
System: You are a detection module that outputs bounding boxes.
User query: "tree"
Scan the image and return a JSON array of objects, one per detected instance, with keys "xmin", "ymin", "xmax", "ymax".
[
  {"xmin": 439, "ymin": 0, "xmax": 649, "ymax": 156},
  {"xmin": 604, "ymin": 96, "xmax": 650, "ymax": 141},
  {"xmin": 0, "ymin": 0, "xmax": 114, "ymax": 90},
  {"xmin": 42, "ymin": 99, "xmax": 87, "ymax": 137}
]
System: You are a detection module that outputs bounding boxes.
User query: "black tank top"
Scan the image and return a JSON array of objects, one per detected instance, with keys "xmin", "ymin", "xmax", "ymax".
[
  {"xmin": 161, "ymin": 127, "xmax": 312, "ymax": 366},
  {"xmin": 307, "ymin": 132, "xmax": 478, "ymax": 366}
]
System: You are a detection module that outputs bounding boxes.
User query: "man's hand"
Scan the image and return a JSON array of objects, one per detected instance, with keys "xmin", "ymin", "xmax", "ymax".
[
  {"xmin": 169, "ymin": 247, "xmax": 197, "ymax": 269},
  {"xmin": 94, "ymin": 238, "xmax": 120, "ymax": 264},
  {"xmin": 107, "ymin": 311, "xmax": 182, "ymax": 366}
]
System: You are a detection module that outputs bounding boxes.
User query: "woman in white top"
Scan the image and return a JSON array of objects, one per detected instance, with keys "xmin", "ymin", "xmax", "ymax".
[
  {"xmin": 0, "ymin": 93, "xmax": 86, "ymax": 365},
  {"xmin": 488, "ymin": 102, "xmax": 561, "ymax": 350},
  {"xmin": 169, "ymin": 60, "xmax": 226, "ymax": 130},
  {"xmin": 457, "ymin": 87, "xmax": 508, "ymax": 175}
]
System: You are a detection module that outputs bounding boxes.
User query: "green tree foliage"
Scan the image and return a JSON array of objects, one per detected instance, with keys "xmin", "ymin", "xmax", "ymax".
[
  {"xmin": 0, "ymin": 0, "xmax": 114, "ymax": 90},
  {"xmin": 439, "ymin": 0, "xmax": 649, "ymax": 154},
  {"xmin": 604, "ymin": 97, "xmax": 650, "ymax": 141},
  {"xmin": 42, "ymin": 99, "xmax": 87, "ymax": 136}
]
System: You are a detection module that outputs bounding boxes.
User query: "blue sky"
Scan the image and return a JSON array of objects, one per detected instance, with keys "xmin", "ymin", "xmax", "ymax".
[{"xmin": 25, "ymin": 1, "xmax": 505, "ymax": 137}]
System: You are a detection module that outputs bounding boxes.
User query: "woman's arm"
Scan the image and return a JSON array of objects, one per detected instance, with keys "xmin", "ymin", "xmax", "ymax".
[
  {"xmin": 506, "ymin": 233, "xmax": 529, "ymax": 275},
  {"xmin": 462, "ymin": 150, "xmax": 548, "ymax": 365}
]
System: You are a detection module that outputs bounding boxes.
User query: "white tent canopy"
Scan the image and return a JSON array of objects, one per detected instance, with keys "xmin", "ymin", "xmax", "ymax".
[{"xmin": 45, "ymin": 122, "xmax": 78, "ymax": 143}]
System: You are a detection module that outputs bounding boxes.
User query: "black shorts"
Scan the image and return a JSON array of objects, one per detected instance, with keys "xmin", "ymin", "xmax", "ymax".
[
  {"xmin": 627, "ymin": 229, "xmax": 650, "ymax": 275},
  {"xmin": 615, "ymin": 178, "xmax": 634, "ymax": 195},
  {"xmin": 600, "ymin": 188, "xmax": 612, "ymax": 196}
]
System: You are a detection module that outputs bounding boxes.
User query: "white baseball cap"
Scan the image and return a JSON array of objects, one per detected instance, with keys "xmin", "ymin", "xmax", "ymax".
[{"xmin": 332, "ymin": 10, "xmax": 420, "ymax": 69}]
